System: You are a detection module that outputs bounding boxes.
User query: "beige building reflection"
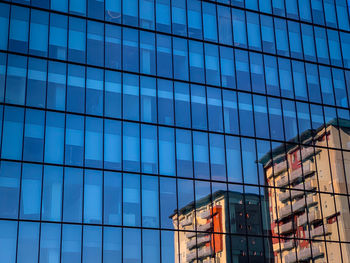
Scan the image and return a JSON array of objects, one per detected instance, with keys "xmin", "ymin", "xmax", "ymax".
[
  {"xmin": 171, "ymin": 118, "xmax": 350, "ymax": 263},
  {"xmin": 261, "ymin": 119, "xmax": 350, "ymax": 263}
]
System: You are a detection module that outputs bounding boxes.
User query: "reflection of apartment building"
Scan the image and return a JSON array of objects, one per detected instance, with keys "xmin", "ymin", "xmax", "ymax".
[
  {"xmin": 260, "ymin": 119, "xmax": 350, "ymax": 263},
  {"xmin": 171, "ymin": 190, "xmax": 267, "ymax": 263}
]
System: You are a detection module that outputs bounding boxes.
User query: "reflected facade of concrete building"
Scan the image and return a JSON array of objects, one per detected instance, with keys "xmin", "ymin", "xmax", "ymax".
[{"xmin": 261, "ymin": 119, "xmax": 350, "ymax": 263}]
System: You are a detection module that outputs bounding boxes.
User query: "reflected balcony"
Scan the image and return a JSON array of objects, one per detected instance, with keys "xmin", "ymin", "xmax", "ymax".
[
  {"xmin": 278, "ymin": 204, "xmax": 292, "ymax": 219},
  {"xmin": 185, "ymin": 231, "xmax": 197, "ymax": 238},
  {"xmin": 187, "ymin": 235, "xmax": 211, "ymax": 250},
  {"xmin": 298, "ymin": 245, "xmax": 323, "ymax": 261},
  {"xmin": 292, "ymin": 195, "xmax": 318, "ymax": 213},
  {"xmin": 309, "ymin": 225, "xmax": 331, "ymax": 238},
  {"xmin": 186, "ymin": 251, "xmax": 196, "ymax": 262},
  {"xmin": 281, "ymin": 239, "xmax": 295, "ymax": 251},
  {"xmin": 199, "ymin": 209, "xmax": 211, "ymax": 219},
  {"xmin": 279, "ymin": 221, "xmax": 295, "ymax": 234},
  {"xmin": 273, "ymin": 161, "xmax": 287, "ymax": 177},
  {"xmin": 285, "ymin": 250, "xmax": 297, "ymax": 263},
  {"xmin": 301, "ymin": 147, "xmax": 315, "ymax": 160},
  {"xmin": 198, "ymin": 246, "xmax": 213, "ymax": 258},
  {"xmin": 197, "ymin": 222, "xmax": 212, "ymax": 232},
  {"xmin": 297, "ymin": 209, "xmax": 322, "ymax": 226},
  {"xmin": 290, "ymin": 163, "xmax": 314, "ymax": 184},
  {"xmin": 276, "ymin": 175, "xmax": 289, "ymax": 188},
  {"xmin": 180, "ymin": 217, "xmax": 193, "ymax": 227}
]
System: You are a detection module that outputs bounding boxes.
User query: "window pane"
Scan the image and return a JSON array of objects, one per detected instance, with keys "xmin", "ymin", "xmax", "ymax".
[
  {"xmin": 123, "ymin": 73, "xmax": 139, "ymax": 121},
  {"xmin": 84, "ymin": 170, "xmax": 102, "ymax": 224},
  {"xmin": 174, "ymin": 82, "xmax": 191, "ymax": 128},
  {"xmin": 87, "ymin": 21, "xmax": 104, "ymax": 66},
  {"xmin": 141, "ymin": 124, "xmax": 158, "ymax": 174},
  {"xmin": 159, "ymin": 127, "xmax": 175, "ymax": 176},
  {"xmin": 140, "ymin": 31, "xmax": 156, "ymax": 75},
  {"xmin": 29, "ymin": 10, "xmax": 48, "ymax": 57},
  {"xmin": 123, "ymin": 28, "xmax": 139, "ymax": 72},
  {"xmin": 6, "ymin": 54, "xmax": 27, "ymax": 105},
  {"xmin": 158, "ymin": 79, "xmax": 174, "ymax": 125},
  {"xmin": 68, "ymin": 17, "xmax": 86, "ymax": 63},
  {"xmin": 123, "ymin": 122, "xmax": 140, "ymax": 172},
  {"xmin": 9, "ymin": 6, "xmax": 29, "ymax": 53},
  {"xmin": 103, "ymin": 227, "xmax": 122, "ymax": 262},
  {"xmin": 104, "ymin": 171, "xmax": 122, "ymax": 225},
  {"xmin": 104, "ymin": 119, "xmax": 122, "ymax": 170},
  {"xmin": 23, "ymin": 109, "xmax": 44, "ymax": 162},
  {"xmin": 209, "ymin": 134, "xmax": 227, "ymax": 181},
  {"xmin": 0, "ymin": 220, "xmax": 17, "ymax": 263},
  {"xmin": 17, "ymin": 222, "xmax": 39, "ymax": 263},
  {"xmin": 61, "ymin": 224, "xmax": 82, "ymax": 263},
  {"xmin": 39, "ymin": 223, "xmax": 61, "ymax": 263},
  {"xmin": 63, "ymin": 167, "xmax": 83, "ymax": 223},
  {"xmin": 123, "ymin": 173, "xmax": 141, "ymax": 227},
  {"xmin": 142, "ymin": 175, "xmax": 159, "ymax": 227},
  {"xmin": 65, "ymin": 114, "xmax": 84, "ymax": 166},
  {"xmin": 176, "ymin": 129, "xmax": 193, "ymax": 178},
  {"xmin": 86, "ymin": 67, "xmax": 103, "ymax": 116},
  {"xmin": 47, "ymin": 61, "xmax": 66, "ymax": 111},
  {"xmin": 85, "ymin": 117, "xmax": 103, "ymax": 168},
  {"xmin": 67, "ymin": 64, "xmax": 85, "ymax": 114},
  {"xmin": 49, "ymin": 14, "xmax": 67, "ymax": 60},
  {"xmin": 83, "ymin": 226, "xmax": 102, "ymax": 263},
  {"xmin": 105, "ymin": 70, "xmax": 121, "ymax": 118},
  {"xmin": 173, "ymin": 37, "xmax": 188, "ymax": 81},
  {"xmin": 26, "ymin": 58, "xmax": 47, "ymax": 108},
  {"xmin": 105, "ymin": 24, "xmax": 121, "ymax": 69}
]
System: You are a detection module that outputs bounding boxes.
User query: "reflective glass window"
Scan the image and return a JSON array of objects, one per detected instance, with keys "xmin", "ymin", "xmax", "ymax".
[
  {"xmin": 123, "ymin": 73, "xmax": 139, "ymax": 121},
  {"xmin": 6, "ymin": 54, "xmax": 27, "ymax": 105},
  {"xmin": 159, "ymin": 127, "xmax": 175, "ymax": 176},
  {"xmin": 0, "ymin": 220, "xmax": 17, "ymax": 263},
  {"xmin": 87, "ymin": 21, "xmax": 104, "ymax": 66},
  {"xmin": 65, "ymin": 114, "xmax": 84, "ymax": 166},
  {"xmin": 191, "ymin": 84, "xmax": 207, "ymax": 130},
  {"xmin": 141, "ymin": 124, "xmax": 158, "ymax": 174},
  {"xmin": 176, "ymin": 129, "xmax": 193, "ymax": 178},
  {"xmin": 123, "ymin": 173, "xmax": 141, "ymax": 227},
  {"xmin": 68, "ymin": 17, "xmax": 86, "ymax": 63},
  {"xmin": 17, "ymin": 222, "xmax": 39, "ymax": 263},
  {"xmin": 29, "ymin": 10, "xmax": 48, "ymax": 57},
  {"xmin": 172, "ymin": 0, "xmax": 187, "ymax": 36},
  {"xmin": 104, "ymin": 171, "xmax": 122, "ymax": 225},
  {"xmin": 189, "ymin": 40, "xmax": 205, "ymax": 83},
  {"xmin": 123, "ymin": 122, "xmax": 140, "ymax": 172},
  {"xmin": 123, "ymin": 28, "xmax": 139, "ymax": 72},
  {"xmin": 158, "ymin": 79, "xmax": 174, "ymax": 125},
  {"xmin": 173, "ymin": 37, "xmax": 189, "ymax": 81},
  {"xmin": 104, "ymin": 119, "xmax": 122, "ymax": 170},
  {"xmin": 9, "ymin": 6, "xmax": 29, "ymax": 53},
  {"xmin": 105, "ymin": 70, "xmax": 121, "ymax": 118},
  {"xmin": 26, "ymin": 58, "xmax": 47, "ymax": 108},
  {"xmin": 140, "ymin": 0, "xmax": 155, "ymax": 30},
  {"xmin": 67, "ymin": 64, "xmax": 85, "ymax": 114},
  {"xmin": 88, "ymin": 0, "xmax": 104, "ymax": 19},
  {"xmin": 174, "ymin": 82, "xmax": 191, "ymax": 128},
  {"xmin": 84, "ymin": 170, "xmax": 102, "ymax": 224},
  {"xmin": 187, "ymin": 0, "xmax": 202, "ymax": 39},
  {"xmin": 86, "ymin": 67, "xmax": 103, "ymax": 116},
  {"xmin": 47, "ymin": 61, "xmax": 66, "ymax": 111},
  {"xmin": 156, "ymin": 0, "xmax": 171, "ymax": 33},
  {"xmin": 157, "ymin": 34, "xmax": 172, "ymax": 78},
  {"xmin": 105, "ymin": 24, "xmax": 121, "ymax": 70},
  {"xmin": 140, "ymin": 31, "xmax": 156, "ymax": 75},
  {"xmin": 63, "ymin": 167, "xmax": 83, "ymax": 223},
  {"xmin": 140, "ymin": 76, "xmax": 157, "ymax": 123}
]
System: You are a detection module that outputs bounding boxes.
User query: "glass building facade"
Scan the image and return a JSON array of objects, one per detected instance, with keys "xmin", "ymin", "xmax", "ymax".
[{"xmin": 0, "ymin": 0, "xmax": 350, "ymax": 262}]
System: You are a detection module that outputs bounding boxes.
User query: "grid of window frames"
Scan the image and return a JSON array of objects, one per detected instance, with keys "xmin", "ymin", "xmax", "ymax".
[{"xmin": 0, "ymin": 0, "xmax": 350, "ymax": 262}]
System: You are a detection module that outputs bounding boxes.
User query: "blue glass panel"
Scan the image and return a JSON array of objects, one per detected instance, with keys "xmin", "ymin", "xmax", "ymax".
[
  {"xmin": 324, "ymin": 0, "xmax": 337, "ymax": 27},
  {"xmin": 193, "ymin": 131, "xmax": 210, "ymax": 180},
  {"xmin": 226, "ymin": 135, "xmax": 242, "ymax": 183},
  {"xmin": 268, "ymin": 97, "xmax": 284, "ymax": 140},
  {"xmin": 85, "ymin": 117, "xmax": 103, "ymax": 168},
  {"xmin": 26, "ymin": 58, "xmax": 46, "ymax": 108},
  {"xmin": 218, "ymin": 6, "xmax": 232, "ymax": 45},
  {"xmin": 241, "ymin": 138, "xmax": 258, "ymax": 184},
  {"xmin": 123, "ymin": 73, "xmax": 139, "ymax": 121},
  {"xmin": 259, "ymin": 0, "xmax": 272, "ymax": 13},
  {"xmin": 209, "ymin": 133, "xmax": 226, "ymax": 181},
  {"xmin": 17, "ymin": 222, "xmax": 39, "ymax": 263},
  {"xmin": 29, "ymin": 10, "xmax": 48, "ymax": 57},
  {"xmin": 187, "ymin": 0, "xmax": 202, "ymax": 39},
  {"xmin": 9, "ymin": 6, "xmax": 29, "ymax": 53},
  {"xmin": 2, "ymin": 106, "xmax": 24, "ymax": 160},
  {"xmin": 205, "ymin": 43, "xmax": 220, "ymax": 85},
  {"xmin": 319, "ymin": 66, "xmax": 335, "ymax": 105},
  {"xmin": 238, "ymin": 92, "xmax": 254, "ymax": 136},
  {"xmin": 278, "ymin": 57, "xmax": 293, "ymax": 99},
  {"xmin": 123, "ymin": 0, "xmax": 138, "ymax": 26},
  {"xmin": 105, "ymin": 70, "xmax": 121, "ymax": 118},
  {"xmin": 140, "ymin": 31, "xmax": 156, "ymax": 75},
  {"xmin": 156, "ymin": 0, "xmax": 171, "ymax": 33},
  {"xmin": 61, "ymin": 225, "xmax": 82, "ymax": 263},
  {"xmin": 39, "ymin": 223, "xmax": 61, "ymax": 263},
  {"xmin": 123, "ymin": 122, "xmax": 140, "ymax": 172},
  {"xmin": 299, "ymin": 0, "xmax": 312, "ymax": 22},
  {"xmin": 84, "ymin": 170, "xmax": 102, "ymax": 224},
  {"xmin": 261, "ymin": 15, "xmax": 276, "ymax": 54},
  {"xmin": 103, "ymin": 227, "xmax": 122, "ymax": 261},
  {"xmin": 6, "ymin": 54, "xmax": 27, "ymax": 105},
  {"xmin": 202, "ymin": 2, "xmax": 218, "ymax": 42},
  {"xmin": 123, "ymin": 228, "xmax": 141, "ymax": 262},
  {"xmin": 140, "ymin": 76, "xmax": 157, "ymax": 123},
  {"xmin": 246, "ymin": 12, "xmax": 261, "ymax": 51},
  {"xmin": 123, "ymin": 28, "xmax": 139, "ymax": 72},
  {"xmin": 86, "ymin": 67, "xmax": 103, "ymax": 115},
  {"xmin": 0, "ymin": 161, "xmax": 21, "ymax": 219},
  {"xmin": 49, "ymin": 14, "xmax": 67, "ymax": 60},
  {"xmin": 20, "ymin": 164, "xmax": 42, "ymax": 220},
  {"xmin": 340, "ymin": 32, "xmax": 350, "ymax": 68},
  {"xmin": 305, "ymin": 63, "xmax": 322, "ymax": 103},
  {"xmin": 272, "ymin": 0, "xmax": 285, "ymax": 16},
  {"xmin": 286, "ymin": 0, "xmax": 299, "ymax": 19},
  {"xmin": 51, "ymin": 0, "xmax": 68, "ymax": 11},
  {"xmin": 83, "ymin": 226, "xmax": 102, "ymax": 263},
  {"xmin": 67, "ymin": 64, "xmax": 85, "ymax": 113},
  {"xmin": 274, "ymin": 18, "xmax": 289, "ymax": 56},
  {"xmin": 282, "ymin": 100, "xmax": 298, "ymax": 141},
  {"xmin": 207, "ymin": 87, "xmax": 223, "ymax": 132},
  {"xmin": 288, "ymin": 21, "xmax": 303, "ymax": 59},
  {"xmin": 246, "ymin": 0, "xmax": 258, "ymax": 10},
  {"xmin": 42, "ymin": 165, "xmax": 63, "ymax": 221},
  {"xmin": 173, "ymin": 37, "xmax": 189, "ymax": 81},
  {"xmin": 250, "ymin": 52, "xmax": 265, "ymax": 94},
  {"xmin": 105, "ymin": 0, "xmax": 121, "ymax": 23},
  {"xmin": 189, "ymin": 40, "xmax": 204, "ymax": 83},
  {"xmin": 23, "ymin": 109, "xmax": 44, "ymax": 162},
  {"xmin": 174, "ymin": 82, "xmax": 191, "ymax": 128},
  {"xmin": 332, "ymin": 68, "xmax": 348, "ymax": 107},
  {"xmin": 296, "ymin": 102, "xmax": 311, "ymax": 136},
  {"xmin": 141, "ymin": 124, "xmax": 158, "ymax": 174},
  {"xmin": 223, "ymin": 89, "xmax": 239, "ymax": 135},
  {"xmin": 0, "ymin": 53, "xmax": 6, "ymax": 101},
  {"xmin": 336, "ymin": 0, "xmax": 350, "ymax": 30},
  {"xmin": 104, "ymin": 171, "xmax": 122, "ymax": 225},
  {"xmin": 292, "ymin": 61, "xmax": 307, "ymax": 101},
  {"xmin": 87, "ymin": 21, "xmax": 104, "ymax": 66},
  {"xmin": 70, "ymin": 0, "xmax": 86, "ymax": 15},
  {"xmin": 142, "ymin": 175, "xmax": 159, "ymax": 227},
  {"xmin": 68, "ymin": 17, "xmax": 86, "ymax": 63},
  {"xmin": 158, "ymin": 79, "xmax": 174, "ymax": 125},
  {"xmin": 232, "ymin": 9, "xmax": 247, "ymax": 48},
  {"xmin": 176, "ymin": 129, "xmax": 193, "ymax": 178},
  {"xmin": 264, "ymin": 55, "xmax": 279, "ymax": 96},
  {"xmin": 105, "ymin": 24, "xmax": 121, "ymax": 69},
  {"xmin": 235, "ymin": 50, "xmax": 251, "ymax": 91},
  {"xmin": 315, "ymin": 27, "xmax": 330, "ymax": 64},
  {"xmin": 0, "ymin": 220, "xmax": 17, "ymax": 263},
  {"xmin": 104, "ymin": 119, "xmax": 122, "ymax": 170},
  {"xmin": 311, "ymin": 0, "xmax": 325, "ymax": 25},
  {"xmin": 160, "ymin": 177, "xmax": 177, "ymax": 228},
  {"xmin": 301, "ymin": 24, "xmax": 316, "ymax": 62},
  {"xmin": 88, "ymin": 0, "xmax": 104, "ymax": 19},
  {"xmin": 191, "ymin": 84, "xmax": 207, "ymax": 130},
  {"xmin": 143, "ymin": 229, "xmax": 160, "ymax": 263},
  {"xmin": 65, "ymin": 114, "xmax": 84, "ymax": 166},
  {"xmin": 172, "ymin": 0, "xmax": 187, "ymax": 36},
  {"xmin": 47, "ymin": 61, "xmax": 66, "ymax": 111},
  {"xmin": 123, "ymin": 173, "xmax": 141, "ymax": 227},
  {"xmin": 253, "ymin": 95, "xmax": 269, "ymax": 139},
  {"xmin": 157, "ymin": 34, "xmax": 172, "ymax": 78},
  {"xmin": 140, "ymin": 0, "xmax": 155, "ymax": 30},
  {"xmin": 63, "ymin": 167, "xmax": 83, "ymax": 223},
  {"xmin": 159, "ymin": 127, "xmax": 175, "ymax": 176},
  {"xmin": 327, "ymin": 29, "xmax": 342, "ymax": 66},
  {"xmin": 220, "ymin": 46, "xmax": 235, "ymax": 89}
]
